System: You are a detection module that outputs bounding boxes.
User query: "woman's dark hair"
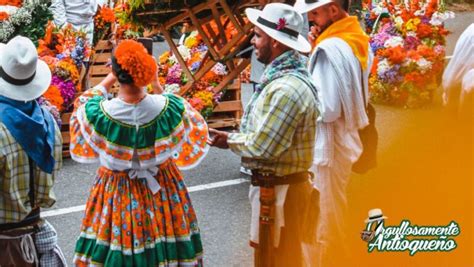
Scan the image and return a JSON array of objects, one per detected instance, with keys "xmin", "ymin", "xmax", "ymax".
[{"xmin": 111, "ymin": 56, "xmax": 134, "ymax": 84}]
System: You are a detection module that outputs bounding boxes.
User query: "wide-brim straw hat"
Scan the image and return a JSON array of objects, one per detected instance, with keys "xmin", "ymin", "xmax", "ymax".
[
  {"xmin": 246, "ymin": 3, "xmax": 312, "ymax": 53},
  {"xmin": 0, "ymin": 36, "xmax": 51, "ymax": 101},
  {"xmin": 294, "ymin": 0, "xmax": 334, "ymax": 14},
  {"xmin": 365, "ymin": 208, "xmax": 388, "ymax": 223}
]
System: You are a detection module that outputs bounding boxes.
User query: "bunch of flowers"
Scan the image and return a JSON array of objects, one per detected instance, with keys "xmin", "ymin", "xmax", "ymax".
[
  {"xmin": 0, "ymin": 0, "xmax": 52, "ymax": 45},
  {"xmin": 92, "ymin": 2, "xmax": 141, "ymax": 45},
  {"xmin": 37, "ymin": 22, "xmax": 91, "ymax": 112},
  {"xmin": 158, "ymin": 21, "xmax": 235, "ymax": 118},
  {"xmin": 93, "ymin": 5, "xmax": 115, "ymax": 46},
  {"xmin": 362, "ymin": 0, "xmax": 453, "ymax": 107}
]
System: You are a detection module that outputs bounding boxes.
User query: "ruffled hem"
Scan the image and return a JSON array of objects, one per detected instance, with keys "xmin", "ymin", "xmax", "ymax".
[{"xmin": 74, "ymin": 236, "xmax": 203, "ymax": 267}]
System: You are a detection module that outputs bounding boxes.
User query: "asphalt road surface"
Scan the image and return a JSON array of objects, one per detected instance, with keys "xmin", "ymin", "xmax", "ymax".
[{"xmin": 43, "ymin": 11, "xmax": 473, "ymax": 266}]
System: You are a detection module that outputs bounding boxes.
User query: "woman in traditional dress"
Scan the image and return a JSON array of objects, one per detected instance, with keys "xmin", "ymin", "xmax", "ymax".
[{"xmin": 70, "ymin": 40, "xmax": 209, "ymax": 266}]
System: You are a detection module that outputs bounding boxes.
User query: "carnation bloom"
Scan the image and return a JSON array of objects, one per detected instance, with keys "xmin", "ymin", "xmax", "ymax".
[
  {"xmin": 0, "ymin": 11, "xmax": 9, "ymax": 21},
  {"xmin": 114, "ymin": 40, "xmax": 157, "ymax": 87},
  {"xmin": 384, "ymin": 36, "xmax": 404, "ymax": 48},
  {"xmin": 43, "ymin": 85, "xmax": 65, "ymax": 112}
]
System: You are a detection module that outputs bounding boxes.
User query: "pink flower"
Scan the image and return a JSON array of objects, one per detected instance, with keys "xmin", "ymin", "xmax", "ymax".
[{"xmin": 277, "ymin": 18, "xmax": 287, "ymax": 30}]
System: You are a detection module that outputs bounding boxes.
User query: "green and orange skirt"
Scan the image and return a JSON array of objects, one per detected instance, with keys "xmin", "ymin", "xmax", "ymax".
[{"xmin": 74, "ymin": 160, "xmax": 203, "ymax": 266}]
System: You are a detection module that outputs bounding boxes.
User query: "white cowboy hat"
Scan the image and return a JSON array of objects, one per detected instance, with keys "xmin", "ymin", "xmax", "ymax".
[
  {"xmin": 0, "ymin": 36, "xmax": 52, "ymax": 101},
  {"xmin": 365, "ymin": 208, "xmax": 388, "ymax": 223},
  {"xmin": 245, "ymin": 3, "xmax": 311, "ymax": 53},
  {"xmin": 294, "ymin": 0, "xmax": 334, "ymax": 14}
]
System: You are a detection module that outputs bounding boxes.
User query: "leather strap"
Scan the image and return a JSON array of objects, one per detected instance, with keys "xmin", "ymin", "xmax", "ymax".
[
  {"xmin": 251, "ymin": 171, "xmax": 311, "ymax": 187},
  {"xmin": 0, "ymin": 158, "xmax": 40, "ymax": 231}
]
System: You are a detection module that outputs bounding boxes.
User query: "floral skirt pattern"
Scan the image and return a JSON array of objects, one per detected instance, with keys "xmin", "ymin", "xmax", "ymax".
[{"xmin": 74, "ymin": 160, "xmax": 203, "ymax": 266}]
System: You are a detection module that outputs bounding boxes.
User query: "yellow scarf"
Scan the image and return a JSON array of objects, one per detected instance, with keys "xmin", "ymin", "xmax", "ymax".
[{"xmin": 315, "ymin": 16, "xmax": 370, "ymax": 70}]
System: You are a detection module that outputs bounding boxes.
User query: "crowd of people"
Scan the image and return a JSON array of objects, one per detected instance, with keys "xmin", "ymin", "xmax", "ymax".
[{"xmin": 0, "ymin": 0, "xmax": 472, "ymax": 266}]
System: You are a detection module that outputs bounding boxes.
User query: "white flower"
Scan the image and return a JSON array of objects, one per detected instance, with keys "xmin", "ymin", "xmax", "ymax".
[
  {"xmin": 430, "ymin": 11, "xmax": 455, "ymax": 26},
  {"xmin": 414, "ymin": 10, "xmax": 425, "ymax": 16},
  {"xmin": 384, "ymin": 36, "xmax": 404, "ymax": 48},
  {"xmin": 164, "ymin": 83, "xmax": 181, "ymax": 94},
  {"xmin": 0, "ymin": 21, "xmax": 15, "ymax": 43},
  {"xmin": 373, "ymin": 4, "xmax": 388, "ymax": 16},
  {"xmin": 9, "ymin": 6, "xmax": 32, "ymax": 26},
  {"xmin": 177, "ymin": 45, "xmax": 191, "ymax": 61},
  {"xmin": 377, "ymin": 59, "xmax": 391, "ymax": 77},
  {"xmin": 406, "ymin": 31, "xmax": 417, "ymax": 37},
  {"xmin": 211, "ymin": 63, "xmax": 227, "ymax": 76},
  {"xmin": 416, "ymin": 58, "xmax": 432, "ymax": 73},
  {"xmin": 402, "ymin": 57, "xmax": 414, "ymax": 67}
]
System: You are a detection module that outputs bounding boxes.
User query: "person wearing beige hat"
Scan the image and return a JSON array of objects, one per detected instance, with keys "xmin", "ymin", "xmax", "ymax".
[
  {"xmin": 294, "ymin": 0, "xmax": 374, "ymax": 266},
  {"xmin": 208, "ymin": 3, "xmax": 319, "ymax": 266},
  {"xmin": 0, "ymin": 36, "xmax": 66, "ymax": 266}
]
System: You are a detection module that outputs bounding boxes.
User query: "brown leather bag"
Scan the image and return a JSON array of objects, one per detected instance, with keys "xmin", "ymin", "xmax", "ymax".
[
  {"xmin": 352, "ymin": 68, "xmax": 378, "ymax": 174},
  {"xmin": 0, "ymin": 158, "xmax": 39, "ymax": 267}
]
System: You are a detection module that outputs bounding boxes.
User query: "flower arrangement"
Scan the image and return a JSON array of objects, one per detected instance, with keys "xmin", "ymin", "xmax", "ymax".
[
  {"xmin": 37, "ymin": 22, "xmax": 91, "ymax": 113},
  {"xmin": 362, "ymin": 0, "xmax": 453, "ymax": 107},
  {"xmin": 92, "ymin": 2, "xmax": 141, "ymax": 45},
  {"xmin": 0, "ymin": 0, "xmax": 52, "ymax": 45},
  {"xmin": 93, "ymin": 5, "xmax": 116, "ymax": 46},
  {"xmin": 158, "ymin": 20, "xmax": 239, "ymax": 118}
]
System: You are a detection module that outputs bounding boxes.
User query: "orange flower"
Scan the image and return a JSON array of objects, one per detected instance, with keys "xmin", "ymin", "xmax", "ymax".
[
  {"xmin": 0, "ymin": 11, "xmax": 9, "ymax": 21},
  {"xmin": 43, "ymin": 21, "xmax": 54, "ymax": 46},
  {"xmin": 99, "ymin": 7, "xmax": 115, "ymax": 23},
  {"xmin": 381, "ymin": 46, "xmax": 406, "ymax": 64},
  {"xmin": 370, "ymin": 57, "xmax": 379, "ymax": 75},
  {"xmin": 417, "ymin": 45, "xmax": 436, "ymax": 61},
  {"xmin": 114, "ymin": 40, "xmax": 157, "ymax": 87},
  {"xmin": 43, "ymin": 85, "xmax": 64, "ymax": 112},
  {"xmin": 0, "ymin": 0, "xmax": 22, "ymax": 7},
  {"xmin": 405, "ymin": 72, "xmax": 425, "ymax": 88},
  {"xmin": 407, "ymin": 50, "xmax": 421, "ymax": 61},
  {"xmin": 425, "ymin": 0, "xmax": 438, "ymax": 18},
  {"xmin": 416, "ymin": 23, "xmax": 433, "ymax": 39},
  {"xmin": 40, "ymin": 56, "xmax": 59, "ymax": 69}
]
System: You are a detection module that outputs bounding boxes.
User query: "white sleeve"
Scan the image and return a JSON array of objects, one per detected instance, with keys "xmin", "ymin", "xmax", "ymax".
[
  {"xmin": 50, "ymin": 0, "xmax": 67, "ymax": 26},
  {"xmin": 312, "ymin": 51, "xmax": 342, "ymax": 123}
]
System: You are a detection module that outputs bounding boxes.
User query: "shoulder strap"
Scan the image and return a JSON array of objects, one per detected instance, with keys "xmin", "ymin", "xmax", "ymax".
[
  {"xmin": 28, "ymin": 157, "xmax": 36, "ymax": 208},
  {"xmin": 360, "ymin": 65, "xmax": 368, "ymax": 112}
]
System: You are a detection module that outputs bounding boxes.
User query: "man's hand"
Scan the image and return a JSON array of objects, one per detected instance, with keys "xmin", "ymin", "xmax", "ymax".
[
  {"xmin": 308, "ymin": 25, "xmax": 320, "ymax": 48},
  {"xmin": 207, "ymin": 128, "xmax": 229, "ymax": 149}
]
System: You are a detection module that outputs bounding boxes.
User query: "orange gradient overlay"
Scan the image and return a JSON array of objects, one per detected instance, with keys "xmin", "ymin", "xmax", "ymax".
[{"xmin": 343, "ymin": 105, "xmax": 473, "ymax": 266}]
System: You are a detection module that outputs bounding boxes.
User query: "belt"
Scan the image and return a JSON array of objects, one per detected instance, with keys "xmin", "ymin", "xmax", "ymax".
[
  {"xmin": 251, "ymin": 171, "xmax": 312, "ymax": 188},
  {"xmin": 0, "ymin": 207, "xmax": 41, "ymax": 232}
]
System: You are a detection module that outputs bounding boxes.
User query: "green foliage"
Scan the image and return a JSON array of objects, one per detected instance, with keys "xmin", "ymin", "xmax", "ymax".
[{"xmin": 0, "ymin": 1, "xmax": 53, "ymax": 46}]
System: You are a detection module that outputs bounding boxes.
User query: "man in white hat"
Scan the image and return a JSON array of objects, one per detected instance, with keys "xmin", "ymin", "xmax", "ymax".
[
  {"xmin": 0, "ymin": 36, "xmax": 66, "ymax": 266},
  {"xmin": 208, "ymin": 3, "xmax": 319, "ymax": 266},
  {"xmin": 294, "ymin": 0, "xmax": 373, "ymax": 265}
]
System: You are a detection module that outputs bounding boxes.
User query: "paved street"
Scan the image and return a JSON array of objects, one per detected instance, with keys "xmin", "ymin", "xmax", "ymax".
[{"xmin": 44, "ymin": 12, "xmax": 473, "ymax": 266}]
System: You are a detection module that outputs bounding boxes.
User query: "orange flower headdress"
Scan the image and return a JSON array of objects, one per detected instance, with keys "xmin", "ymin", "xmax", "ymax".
[{"xmin": 114, "ymin": 40, "xmax": 157, "ymax": 87}]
